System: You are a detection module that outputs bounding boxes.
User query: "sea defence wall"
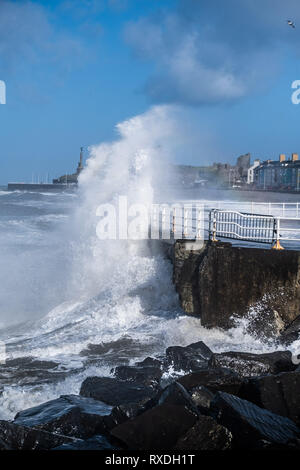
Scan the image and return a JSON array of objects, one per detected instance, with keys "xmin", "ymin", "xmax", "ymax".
[{"xmin": 170, "ymin": 241, "xmax": 300, "ymax": 331}]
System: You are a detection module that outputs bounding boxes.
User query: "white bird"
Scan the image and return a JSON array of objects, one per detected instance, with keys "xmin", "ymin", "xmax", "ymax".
[{"xmin": 287, "ymin": 20, "xmax": 296, "ymax": 28}]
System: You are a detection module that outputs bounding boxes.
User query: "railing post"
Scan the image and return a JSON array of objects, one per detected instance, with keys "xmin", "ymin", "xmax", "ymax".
[
  {"xmin": 183, "ymin": 207, "xmax": 188, "ymax": 238},
  {"xmin": 171, "ymin": 207, "xmax": 176, "ymax": 238},
  {"xmin": 211, "ymin": 210, "xmax": 218, "ymax": 242},
  {"xmin": 272, "ymin": 218, "xmax": 284, "ymax": 250},
  {"xmin": 196, "ymin": 209, "xmax": 202, "ymax": 240}
]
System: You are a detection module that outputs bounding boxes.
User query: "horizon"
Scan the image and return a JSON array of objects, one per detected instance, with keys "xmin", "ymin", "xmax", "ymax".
[{"xmin": 1, "ymin": 0, "xmax": 300, "ymax": 184}]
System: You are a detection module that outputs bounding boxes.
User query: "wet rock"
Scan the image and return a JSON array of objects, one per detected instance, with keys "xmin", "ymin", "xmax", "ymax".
[
  {"xmin": 178, "ymin": 368, "xmax": 244, "ymax": 396},
  {"xmin": 175, "ymin": 416, "xmax": 232, "ymax": 450},
  {"xmin": 172, "ymin": 241, "xmax": 300, "ymax": 330},
  {"xmin": 14, "ymin": 394, "xmax": 112, "ymax": 439},
  {"xmin": 240, "ymin": 371, "xmax": 300, "ymax": 425},
  {"xmin": 280, "ymin": 315, "xmax": 300, "ymax": 345},
  {"xmin": 145, "ymin": 382, "xmax": 199, "ymax": 416},
  {"xmin": 189, "ymin": 386, "xmax": 215, "ymax": 413},
  {"xmin": 53, "ymin": 434, "xmax": 114, "ymax": 450},
  {"xmin": 80, "ymin": 376, "xmax": 158, "ymax": 406},
  {"xmin": 0, "ymin": 420, "xmax": 74, "ymax": 450},
  {"xmin": 103, "ymin": 403, "xmax": 145, "ymax": 431},
  {"xmin": 214, "ymin": 350, "xmax": 295, "ymax": 378},
  {"xmin": 110, "ymin": 403, "xmax": 198, "ymax": 450},
  {"xmin": 211, "ymin": 391, "xmax": 300, "ymax": 449},
  {"xmin": 113, "ymin": 364, "xmax": 162, "ymax": 387},
  {"xmin": 166, "ymin": 341, "xmax": 215, "ymax": 372},
  {"xmin": 135, "ymin": 357, "xmax": 163, "ymax": 368}
]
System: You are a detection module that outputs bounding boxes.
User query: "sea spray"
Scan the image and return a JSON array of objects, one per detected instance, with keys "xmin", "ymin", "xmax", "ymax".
[{"xmin": 0, "ymin": 106, "xmax": 295, "ymax": 420}]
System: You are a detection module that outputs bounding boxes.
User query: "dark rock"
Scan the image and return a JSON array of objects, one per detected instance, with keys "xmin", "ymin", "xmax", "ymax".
[
  {"xmin": 214, "ymin": 350, "xmax": 295, "ymax": 378},
  {"xmin": 172, "ymin": 241, "xmax": 300, "ymax": 329},
  {"xmin": 135, "ymin": 357, "xmax": 163, "ymax": 368},
  {"xmin": 178, "ymin": 368, "xmax": 244, "ymax": 396},
  {"xmin": 0, "ymin": 420, "xmax": 74, "ymax": 450},
  {"xmin": 240, "ymin": 371, "xmax": 300, "ymax": 425},
  {"xmin": 145, "ymin": 382, "xmax": 200, "ymax": 416},
  {"xmin": 14, "ymin": 394, "xmax": 112, "ymax": 439},
  {"xmin": 53, "ymin": 435, "xmax": 114, "ymax": 450},
  {"xmin": 166, "ymin": 341, "xmax": 214, "ymax": 372},
  {"xmin": 113, "ymin": 364, "xmax": 162, "ymax": 387},
  {"xmin": 103, "ymin": 403, "xmax": 145, "ymax": 431},
  {"xmin": 211, "ymin": 391, "xmax": 300, "ymax": 449},
  {"xmin": 189, "ymin": 386, "xmax": 215, "ymax": 413},
  {"xmin": 110, "ymin": 403, "xmax": 198, "ymax": 450},
  {"xmin": 175, "ymin": 416, "xmax": 232, "ymax": 450},
  {"xmin": 80, "ymin": 376, "xmax": 158, "ymax": 406},
  {"xmin": 280, "ymin": 315, "xmax": 300, "ymax": 345}
]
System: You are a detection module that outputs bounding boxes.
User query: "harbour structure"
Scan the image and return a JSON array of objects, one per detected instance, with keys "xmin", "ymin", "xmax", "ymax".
[
  {"xmin": 7, "ymin": 148, "xmax": 84, "ymax": 191},
  {"xmin": 254, "ymin": 153, "xmax": 300, "ymax": 191},
  {"xmin": 53, "ymin": 147, "xmax": 84, "ymax": 184}
]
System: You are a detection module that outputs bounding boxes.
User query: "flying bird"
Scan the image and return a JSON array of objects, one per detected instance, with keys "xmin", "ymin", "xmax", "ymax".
[{"xmin": 287, "ymin": 20, "xmax": 296, "ymax": 28}]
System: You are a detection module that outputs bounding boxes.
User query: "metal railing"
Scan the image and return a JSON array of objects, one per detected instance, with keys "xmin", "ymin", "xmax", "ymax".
[
  {"xmin": 152, "ymin": 204, "xmax": 300, "ymax": 249},
  {"xmin": 208, "ymin": 209, "xmax": 276, "ymax": 244}
]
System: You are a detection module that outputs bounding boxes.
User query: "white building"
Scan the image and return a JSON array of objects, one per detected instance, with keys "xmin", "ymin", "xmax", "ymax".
[{"xmin": 247, "ymin": 159, "xmax": 260, "ymax": 184}]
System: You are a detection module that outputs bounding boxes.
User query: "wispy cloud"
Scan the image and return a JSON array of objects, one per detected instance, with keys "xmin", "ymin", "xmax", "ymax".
[{"xmin": 125, "ymin": 0, "xmax": 300, "ymax": 106}]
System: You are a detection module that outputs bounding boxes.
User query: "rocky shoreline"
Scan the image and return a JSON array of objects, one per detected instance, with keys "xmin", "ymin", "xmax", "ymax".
[{"xmin": 1, "ymin": 340, "xmax": 300, "ymax": 451}]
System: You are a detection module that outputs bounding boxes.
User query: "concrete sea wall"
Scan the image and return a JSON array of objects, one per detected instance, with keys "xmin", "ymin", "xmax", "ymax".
[{"xmin": 171, "ymin": 241, "xmax": 300, "ymax": 330}]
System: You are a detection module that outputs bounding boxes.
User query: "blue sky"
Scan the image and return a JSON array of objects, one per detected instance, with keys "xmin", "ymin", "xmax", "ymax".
[{"xmin": 1, "ymin": 0, "xmax": 300, "ymax": 183}]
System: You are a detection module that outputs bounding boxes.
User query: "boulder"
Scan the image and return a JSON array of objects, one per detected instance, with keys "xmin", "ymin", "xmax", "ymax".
[
  {"xmin": 110, "ymin": 403, "xmax": 198, "ymax": 450},
  {"xmin": 145, "ymin": 382, "xmax": 199, "ymax": 416},
  {"xmin": 14, "ymin": 394, "xmax": 112, "ymax": 439},
  {"xmin": 175, "ymin": 416, "xmax": 232, "ymax": 450},
  {"xmin": 0, "ymin": 420, "xmax": 74, "ymax": 450},
  {"xmin": 80, "ymin": 376, "xmax": 158, "ymax": 406},
  {"xmin": 214, "ymin": 351, "xmax": 295, "ymax": 378},
  {"xmin": 112, "ymin": 364, "xmax": 162, "ymax": 387},
  {"xmin": 189, "ymin": 386, "xmax": 215, "ymax": 413},
  {"xmin": 172, "ymin": 241, "xmax": 300, "ymax": 330},
  {"xmin": 178, "ymin": 368, "xmax": 244, "ymax": 396},
  {"xmin": 165, "ymin": 341, "xmax": 215, "ymax": 372},
  {"xmin": 211, "ymin": 391, "xmax": 300, "ymax": 449},
  {"xmin": 240, "ymin": 371, "xmax": 300, "ymax": 425},
  {"xmin": 135, "ymin": 357, "xmax": 164, "ymax": 368},
  {"xmin": 103, "ymin": 403, "xmax": 145, "ymax": 431}
]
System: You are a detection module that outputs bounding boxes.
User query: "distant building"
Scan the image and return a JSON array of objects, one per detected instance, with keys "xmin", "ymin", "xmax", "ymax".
[
  {"xmin": 247, "ymin": 159, "xmax": 260, "ymax": 184},
  {"xmin": 254, "ymin": 153, "xmax": 300, "ymax": 191},
  {"xmin": 236, "ymin": 153, "xmax": 251, "ymax": 182},
  {"xmin": 53, "ymin": 147, "xmax": 84, "ymax": 184}
]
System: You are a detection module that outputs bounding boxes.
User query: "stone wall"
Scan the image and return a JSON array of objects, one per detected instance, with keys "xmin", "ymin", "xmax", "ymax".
[{"xmin": 172, "ymin": 241, "xmax": 300, "ymax": 330}]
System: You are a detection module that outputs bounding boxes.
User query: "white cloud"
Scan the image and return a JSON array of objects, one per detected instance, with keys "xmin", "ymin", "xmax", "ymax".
[{"xmin": 125, "ymin": 0, "xmax": 300, "ymax": 106}]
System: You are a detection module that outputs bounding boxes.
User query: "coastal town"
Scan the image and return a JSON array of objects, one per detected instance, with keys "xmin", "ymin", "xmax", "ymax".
[
  {"xmin": 177, "ymin": 152, "xmax": 300, "ymax": 192},
  {"xmin": 7, "ymin": 149, "xmax": 300, "ymax": 194}
]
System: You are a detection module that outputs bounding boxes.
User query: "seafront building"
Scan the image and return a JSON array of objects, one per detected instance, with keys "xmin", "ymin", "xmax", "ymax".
[{"xmin": 253, "ymin": 153, "xmax": 300, "ymax": 191}]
